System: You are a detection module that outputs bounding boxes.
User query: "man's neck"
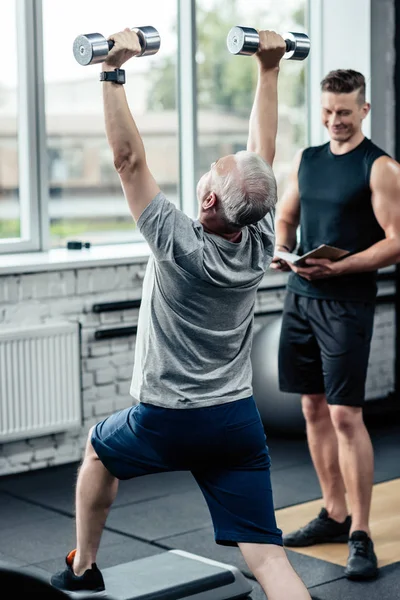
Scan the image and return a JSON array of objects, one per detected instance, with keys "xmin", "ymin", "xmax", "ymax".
[
  {"xmin": 329, "ymin": 131, "xmax": 365, "ymax": 156},
  {"xmin": 202, "ymin": 223, "xmax": 242, "ymax": 243}
]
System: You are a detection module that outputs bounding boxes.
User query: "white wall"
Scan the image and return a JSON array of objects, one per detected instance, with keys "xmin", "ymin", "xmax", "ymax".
[{"xmin": 308, "ymin": 0, "xmax": 371, "ymax": 146}]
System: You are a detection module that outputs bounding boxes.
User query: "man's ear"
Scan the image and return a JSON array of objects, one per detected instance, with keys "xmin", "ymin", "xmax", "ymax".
[
  {"xmin": 202, "ymin": 191, "xmax": 218, "ymax": 210},
  {"xmin": 361, "ymin": 102, "xmax": 371, "ymax": 120}
]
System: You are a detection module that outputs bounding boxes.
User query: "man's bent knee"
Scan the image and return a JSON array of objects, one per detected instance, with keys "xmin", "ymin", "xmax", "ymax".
[{"xmin": 84, "ymin": 425, "xmax": 99, "ymax": 459}]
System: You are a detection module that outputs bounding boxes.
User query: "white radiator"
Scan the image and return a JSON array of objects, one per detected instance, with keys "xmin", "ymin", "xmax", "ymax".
[{"xmin": 0, "ymin": 322, "xmax": 82, "ymax": 443}]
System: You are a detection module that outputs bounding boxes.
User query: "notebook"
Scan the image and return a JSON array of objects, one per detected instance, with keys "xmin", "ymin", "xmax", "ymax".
[{"xmin": 275, "ymin": 244, "xmax": 350, "ymax": 267}]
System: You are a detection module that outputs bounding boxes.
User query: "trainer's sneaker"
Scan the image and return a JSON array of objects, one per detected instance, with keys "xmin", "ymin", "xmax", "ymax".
[
  {"xmin": 50, "ymin": 549, "xmax": 106, "ymax": 597},
  {"xmin": 283, "ymin": 508, "xmax": 351, "ymax": 547},
  {"xmin": 344, "ymin": 531, "xmax": 378, "ymax": 580}
]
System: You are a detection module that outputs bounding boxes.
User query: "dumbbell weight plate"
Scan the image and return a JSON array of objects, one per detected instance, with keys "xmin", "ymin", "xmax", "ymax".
[
  {"xmin": 73, "ymin": 33, "xmax": 109, "ymax": 66},
  {"xmin": 132, "ymin": 26, "xmax": 161, "ymax": 57},
  {"xmin": 282, "ymin": 31, "xmax": 310, "ymax": 61},
  {"xmin": 226, "ymin": 26, "xmax": 259, "ymax": 56}
]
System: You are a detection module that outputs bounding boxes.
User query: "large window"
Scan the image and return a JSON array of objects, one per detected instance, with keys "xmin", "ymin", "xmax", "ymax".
[
  {"xmin": 0, "ymin": 2, "xmax": 19, "ymax": 242},
  {"xmin": 1, "ymin": 0, "xmax": 307, "ymax": 255},
  {"xmin": 42, "ymin": 0, "xmax": 178, "ymax": 248},
  {"xmin": 195, "ymin": 0, "xmax": 307, "ymax": 196}
]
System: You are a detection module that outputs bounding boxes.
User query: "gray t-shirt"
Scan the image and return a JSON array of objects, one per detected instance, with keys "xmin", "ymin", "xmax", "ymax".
[{"xmin": 130, "ymin": 192, "xmax": 275, "ymax": 408}]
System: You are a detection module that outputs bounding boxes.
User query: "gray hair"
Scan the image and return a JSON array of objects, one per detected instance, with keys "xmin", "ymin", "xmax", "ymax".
[{"xmin": 212, "ymin": 151, "xmax": 277, "ymax": 228}]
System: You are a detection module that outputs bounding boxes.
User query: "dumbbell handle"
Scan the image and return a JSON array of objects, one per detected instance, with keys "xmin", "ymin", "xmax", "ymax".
[
  {"xmin": 107, "ymin": 27, "xmax": 158, "ymax": 57},
  {"xmin": 233, "ymin": 29, "xmax": 294, "ymax": 53}
]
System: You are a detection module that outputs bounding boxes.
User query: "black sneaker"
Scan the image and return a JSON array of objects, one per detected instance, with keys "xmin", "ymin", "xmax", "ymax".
[
  {"xmin": 344, "ymin": 531, "xmax": 378, "ymax": 580},
  {"xmin": 50, "ymin": 549, "xmax": 106, "ymax": 597},
  {"xmin": 283, "ymin": 508, "xmax": 351, "ymax": 547}
]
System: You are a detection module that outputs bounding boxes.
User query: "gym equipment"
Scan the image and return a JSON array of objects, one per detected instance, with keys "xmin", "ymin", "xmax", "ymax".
[
  {"xmin": 0, "ymin": 551, "xmax": 252, "ymax": 600},
  {"xmin": 227, "ymin": 27, "xmax": 310, "ymax": 60},
  {"xmin": 102, "ymin": 550, "xmax": 252, "ymax": 600},
  {"xmin": 73, "ymin": 26, "xmax": 160, "ymax": 66},
  {"xmin": 251, "ymin": 316, "xmax": 305, "ymax": 435}
]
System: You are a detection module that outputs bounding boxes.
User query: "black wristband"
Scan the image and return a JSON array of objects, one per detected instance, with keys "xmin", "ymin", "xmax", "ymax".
[
  {"xmin": 99, "ymin": 68, "xmax": 126, "ymax": 84},
  {"xmin": 277, "ymin": 244, "xmax": 291, "ymax": 252}
]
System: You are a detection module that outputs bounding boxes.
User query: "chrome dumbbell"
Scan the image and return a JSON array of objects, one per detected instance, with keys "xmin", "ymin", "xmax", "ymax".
[
  {"xmin": 226, "ymin": 26, "xmax": 310, "ymax": 61},
  {"xmin": 73, "ymin": 26, "xmax": 161, "ymax": 66}
]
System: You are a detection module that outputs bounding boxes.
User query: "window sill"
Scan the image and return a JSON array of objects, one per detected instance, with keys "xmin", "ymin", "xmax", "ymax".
[{"xmin": 0, "ymin": 243, "xmax": 151, "ymax": 275}]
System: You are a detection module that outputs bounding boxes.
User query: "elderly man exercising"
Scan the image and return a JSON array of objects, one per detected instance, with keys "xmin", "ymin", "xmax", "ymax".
[{"xmin": 51, "ymin": 27, "xmax": 311, "ymax": 600}]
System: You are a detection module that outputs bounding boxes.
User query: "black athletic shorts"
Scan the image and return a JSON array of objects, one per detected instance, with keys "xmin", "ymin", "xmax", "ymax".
[{"xmin": 278, "ymin": 292, "xmax": 375, "ymax": 406}]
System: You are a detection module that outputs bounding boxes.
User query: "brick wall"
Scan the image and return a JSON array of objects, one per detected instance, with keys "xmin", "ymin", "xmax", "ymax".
[
  {"xmin": 0, "ymin": 263, "xmax": 146, "ymax": 476},
  {"xmin": 0, "ymin": 266, "xmax": 396, "ymax": 476}
]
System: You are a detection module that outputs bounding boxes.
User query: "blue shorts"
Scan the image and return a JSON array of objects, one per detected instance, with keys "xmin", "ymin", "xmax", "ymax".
[{"xmin": 91, "ymin": 396, "xmax": 283, "ymax": 547}]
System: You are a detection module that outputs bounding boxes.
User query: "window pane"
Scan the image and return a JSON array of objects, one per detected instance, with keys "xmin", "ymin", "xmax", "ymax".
[
  {"xmin": 0, "ymin": 1, "xmax": 19, "ymax": 242},
  {"xmin": 195, "ymin": 0, "xmax": 307, "ymax": 196},
  {"xmin": 42, "ymin": 1, "xmax": 178, "ymax": 248}
]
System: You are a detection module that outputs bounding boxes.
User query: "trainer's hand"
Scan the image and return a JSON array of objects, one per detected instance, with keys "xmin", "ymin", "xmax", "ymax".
[
  {"xmin": 290, "ymin": 258, "xmax": 342, "ymax": 280},
  {"xmin": 270, "ymin": 245, "xmax": 292, "ymax": 271},
  {"xmin": 104, "ymin": 28, "xmax": 142, "ymax": 68},
  {"xmin": 270, "ymin": 256, "xmax": 291, "ymax": 271},
  {"xmin": 255, "ymin": 30, "xmax": 287, "ymax": 70}
]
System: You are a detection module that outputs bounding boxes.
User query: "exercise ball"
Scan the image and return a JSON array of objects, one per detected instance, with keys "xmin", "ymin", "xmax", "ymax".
[{"xmin": 251, "ymin": 316, "xmax": 305, "ymax": 436}]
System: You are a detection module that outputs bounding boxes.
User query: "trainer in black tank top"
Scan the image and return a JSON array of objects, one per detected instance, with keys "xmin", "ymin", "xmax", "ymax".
[{"xmin": 287, "ymin": 137, "xmax": 388, "ymax": 303}]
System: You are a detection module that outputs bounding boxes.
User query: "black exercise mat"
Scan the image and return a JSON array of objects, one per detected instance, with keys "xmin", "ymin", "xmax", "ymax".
[
  {"xmin": 0, "ymin": 513, "xmax": 129, "ymax": 563},
  {"xmin": 160, "ymin": 526, "xmax": 346, "ymax": 589},
  {"xmin": 309, "ymin": 561, "xmax": 400, "ymax": 599},
  {"xmin": 271, "ymin": 461, "xmax": 322, "ymax": 509},
  {"xmin": 105, "ymin": 489, "xmax": 212, "ymax": 541},
  {"xmin": 0, "ymin": 491, "xmax": 56, "ymax": 529},
  {"xmin": 0, "ymin": 465, "xmax": 198, "ymax": 513}
]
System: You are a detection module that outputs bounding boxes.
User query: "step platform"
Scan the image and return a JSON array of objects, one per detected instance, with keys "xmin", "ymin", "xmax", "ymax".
[{"xmin": 102, "ymin": 550, "xmax": 253, "ymax": 600}]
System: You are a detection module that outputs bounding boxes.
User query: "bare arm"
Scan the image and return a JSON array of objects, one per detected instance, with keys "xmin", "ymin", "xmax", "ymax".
[
  {"xmin": 247, "ymin": 31, "xmax": 287, "ymax": 166},
  {"xmin": 295, "ymin": 155, "xmax": 400, "ymax": 280},
  {"xmin": 270, "ymin": 149, "xmax": 302, "ymax": 270},
  {"xmin": 102, "ymin": 30, "xmax": 160, "ymax": 222},
  {"xmin": 336, "ymin": 156, "xmax": 400, "ymax": 272}
]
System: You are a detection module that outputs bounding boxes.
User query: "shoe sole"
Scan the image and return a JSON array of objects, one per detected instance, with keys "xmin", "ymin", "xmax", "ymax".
[
  {"xmin": 283, "ymin": 533, "xmax": 349, "ymax": 547},
  {"xmin": 344, "ymin": 569, "xmax": 379, "ymax": 581},
  {"xmin": 64, "ymin": 591, "xmax": 107, "ymax": 598}
]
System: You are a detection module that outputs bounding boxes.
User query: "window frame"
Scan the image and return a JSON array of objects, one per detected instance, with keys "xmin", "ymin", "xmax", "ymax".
[
  {"xmin": 2, "ymin": 0, "xmax": 313, "ymax": 255},
  {"xmin": 177, "ymin": 0, "xmax": 198, "ymax": 220},
  {"xmin": 0, "ymin": 0, "xmax": 43, "ymax": 254}
]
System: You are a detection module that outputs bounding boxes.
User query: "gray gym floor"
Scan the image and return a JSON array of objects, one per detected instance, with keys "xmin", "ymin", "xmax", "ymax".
[{"xmin": 0, "ymin": 419, "xmax": 399, "ymax": 600}]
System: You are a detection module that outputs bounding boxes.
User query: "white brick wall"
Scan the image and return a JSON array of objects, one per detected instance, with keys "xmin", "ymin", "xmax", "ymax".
[
  {"xmin": 0, "ymin": 266, "xmax": 396, "ymax": 476},
  {"xmin": 0, "ymin": 263, "xmax": 145, "ymax": 476}
]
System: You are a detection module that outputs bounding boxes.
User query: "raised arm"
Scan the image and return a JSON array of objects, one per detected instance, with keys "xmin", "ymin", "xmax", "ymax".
[
  {"xmin": 102, "ymin": 29, "xmax": 160, "ymax": 222},
  {"xmin": 247, "ymin": 31, "xmax": 287, "ymax": 167}
]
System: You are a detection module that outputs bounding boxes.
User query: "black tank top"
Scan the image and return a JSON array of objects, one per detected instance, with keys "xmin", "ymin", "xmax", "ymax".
[{"xmin": 287, "ymin": 137, "xmax": 388, "ymax": 302}]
